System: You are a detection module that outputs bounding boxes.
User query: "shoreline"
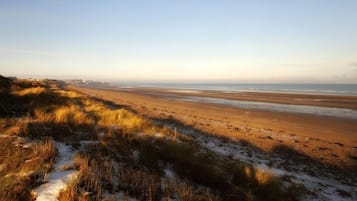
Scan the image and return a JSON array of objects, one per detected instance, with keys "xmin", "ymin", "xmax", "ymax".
[
  {"xmin": 70, "ymin": 84, "xmax": 357, "ymax": 170},
  {"xmin": 69, "ymin": 83, "xmax": 357, "ymax": 199},
  {"xmin": 130, "ymin": 87, "xmax": 357, "ymax": 110},
  {"xmin": 89, "ymin": 84, "xmax": 357, "ymax": 109},
  {"xmin": 172, "ymin": 95, "xmax": 357, "ymax": 120},
  {"xmin": 112, "ymin": 83, "xmax": 357, "ymax": 96}
]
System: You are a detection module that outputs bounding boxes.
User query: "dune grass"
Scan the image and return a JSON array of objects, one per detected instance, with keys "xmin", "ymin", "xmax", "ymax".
[
  {"xmin": 0, "ymin": 136, "xmax": 56, "ymax": 201},
  {"xmin": 34, "ymin": 105, "xmax": 94, "ymax": 126},
  {"xmin": 14, "ymin": 87, "xmax": 47, "ymax": 96},
  {"xmin": 0, "ymin": 78, "xmax": 304, "ymax": 201}
]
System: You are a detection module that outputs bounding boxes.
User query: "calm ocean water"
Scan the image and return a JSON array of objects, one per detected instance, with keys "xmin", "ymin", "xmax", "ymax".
[{"xmin": 115, "ymin": 83, "xmax": 357, "ymax": 96}]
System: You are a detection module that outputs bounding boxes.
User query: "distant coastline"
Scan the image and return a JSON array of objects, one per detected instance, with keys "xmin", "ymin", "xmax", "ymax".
[
  {"xmin": 111, "ymin": 82, "xmax": 357, "ymax": 96},
  {"xmin": 73, "ymin": 81, "xmax": 357, "ymax": 118}
]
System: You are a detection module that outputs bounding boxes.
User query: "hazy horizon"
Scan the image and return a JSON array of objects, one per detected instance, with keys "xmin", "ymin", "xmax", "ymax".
[
  {"xmin": 4, "ymin": 73, "xmax": 357, "ymax": 85},
  {"xmin": 1, "ymin": 0, "xmax": 357, "ymax": 83}
]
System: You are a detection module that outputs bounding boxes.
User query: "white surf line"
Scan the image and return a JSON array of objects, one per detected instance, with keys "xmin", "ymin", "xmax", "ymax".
[
  {"xmin": 174, "ymin": 125, "xmax": 357, "ymax": 201},
  {"xmin": 172, "ymin": 96, "xmax": 357, "ymax": 120},
  {"xmin": 33, "ymin": 142, "xmax": 78, "ymax": 201}
]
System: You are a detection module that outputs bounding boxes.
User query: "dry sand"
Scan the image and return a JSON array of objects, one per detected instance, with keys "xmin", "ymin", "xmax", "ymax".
[{"xmin": 69, "ymin": 85, "xmax": 357, "ymax": 171}]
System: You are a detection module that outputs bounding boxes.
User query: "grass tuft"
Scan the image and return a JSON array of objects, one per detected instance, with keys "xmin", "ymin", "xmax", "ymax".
[
  {"xmin": 0, "ymin": 137, "xmax": 56, "ymax": 201},
  {"xmin": 14, "ymin": 87, "xmax": 46, "ymax": 96}
]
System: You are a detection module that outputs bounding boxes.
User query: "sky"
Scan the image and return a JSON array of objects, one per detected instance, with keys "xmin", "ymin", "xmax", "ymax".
[{"xmin": 0, "ymin": 0, "xmax": 357, "ymax": 83}]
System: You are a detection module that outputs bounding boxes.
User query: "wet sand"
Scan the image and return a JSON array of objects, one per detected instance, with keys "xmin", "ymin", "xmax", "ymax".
[
  {"xmin": 126, "ymin": 87, "xmax": 357, "ymax": 109},
  {"xmin": 70, "ymin": 85, "xmax": 357, "ymax": 170}
]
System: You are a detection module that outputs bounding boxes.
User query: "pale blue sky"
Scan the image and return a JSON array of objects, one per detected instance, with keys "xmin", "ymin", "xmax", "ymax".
[{"xmin": 1, "ymin": 0, "xmax": 357, "ymax": 83}]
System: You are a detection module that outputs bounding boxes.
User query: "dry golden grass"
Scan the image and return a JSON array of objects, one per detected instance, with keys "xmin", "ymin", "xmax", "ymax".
[
  {"xmin": 97, "ymin": 109, "xmax": 149, "ymax": 130},
  {"xmin": 254, "ymin": 169, "xmax": 275, "ymax": 186},
  {"xmin": 34, "ymin": 105, "xmax": 94, "ymax": 126},
  {"xmin": 59, "ymin": 154, "xmax": 103, "ymax": 201},
  {"xmin": 14, "ymin": 87, "xmax": 46, "ymax": 96},
  {"xmin": 54, "ymin": 87, "xmax": 301, "ymax": 200},
  {"xmin": 0, "ymin": 116, "xmax": 31, "ymax": 136},
  {"xmin": 83, "ymin": 97, "xmax": 150, "ymax": 131},
  {"xmin": 83, "ymin": 99, "xmax": 106, "ymax": 112},
  {"xmin": 0, "ymin": 136, "xmax": 56, "ymax": 201},
  {"xmin": 0, "ymin": 79, "xmax": 304, "ymax": 201},
  {"xmin": 57, "ymin": 90, "xmax": 83, "ymax": 99},
  {"xmin": 243, "ymin": 165, "xmax": 276, "ymax": 185},
  {"xmin": 27, "ymin": 89, "xmax": 150, "ymax": 133},
  {"xmin": 32, "ymin": 138, "xmax": 57, "ymax": 166},
  {"xmin": 61, "ymin": 151, "xmax": 221, "ymax": 201}
]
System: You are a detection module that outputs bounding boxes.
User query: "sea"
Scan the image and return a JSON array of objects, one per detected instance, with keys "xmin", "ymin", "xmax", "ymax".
[
  {"xmin": 108, "ymin": 82, "xmax": 357, "ymax": 119},
  {"xmin": 114, "ymin": 83, "xmax": 357, "ymax": 96}
]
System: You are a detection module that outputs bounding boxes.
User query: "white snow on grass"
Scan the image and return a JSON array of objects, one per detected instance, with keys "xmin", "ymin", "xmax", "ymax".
[
  {"xmin": 133, "ymin": 150, "xmax": 140, "ymax": 163},
  {"xmin": 33, "ymin": 142, "xmax": 78, "ymax": 201},
  {"xmin": 163, "ymin": 165, "xmax": 177, "ymax": 181},
  {"xmin": 172, "ymin": 125, "xmax": 357, "ymax": 201}
]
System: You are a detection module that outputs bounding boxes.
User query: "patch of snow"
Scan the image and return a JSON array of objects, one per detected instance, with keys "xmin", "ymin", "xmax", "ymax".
[
  {"xmin": 33, "ymin": 142, "xmax": 78, "ymax": 201},
  {"xmin": 22, "ymin": 142, "xmax": 34, "ymax": 148},
  {"xmin": 133, "ymin": 150, "xmax": 140, "ymax": 163},
  {"xmin": 172, "ymin": 125, "xmax": 357, "ymax": 201},
  {"xmin": 163, "ymin": 166, "xmax": 176, "ymax": 181}
]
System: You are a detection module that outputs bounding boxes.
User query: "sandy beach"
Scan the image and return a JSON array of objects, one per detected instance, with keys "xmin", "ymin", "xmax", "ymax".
[
  {"xmin": 121, "ymin": 87, "xmax": 357, "ymax": 109},
  {"xmin": 70, "ymin": 85, "xmax": 357, "ymax": 171},
  {"xmin": 4, "ymin": 1, "xmax": 357, "ymax": 200}
]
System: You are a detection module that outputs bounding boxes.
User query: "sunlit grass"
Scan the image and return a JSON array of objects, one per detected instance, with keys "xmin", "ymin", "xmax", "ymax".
[
  {"xmin": 97, "ymin": 109, "xmax": 149, "ymax": 130},
  {"xmin": 14, "ymin": 87, "xmax": 46, "ymax": 96},
  {"xmin": 57, "ymin": 90, "xmax": 83, "ymax": 99},
  {"xmin": 34, "ymin": 105, "xmax": 94, "ymax": 126},
  {"xmin": 0, "ymin": 79, "xmax": 304, "ymax": 201}
]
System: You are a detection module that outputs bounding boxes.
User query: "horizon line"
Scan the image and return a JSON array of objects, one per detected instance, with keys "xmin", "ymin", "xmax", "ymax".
[{"xmin": 4, "ymin": 74, "xmax": 357, "ymax": 85}]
